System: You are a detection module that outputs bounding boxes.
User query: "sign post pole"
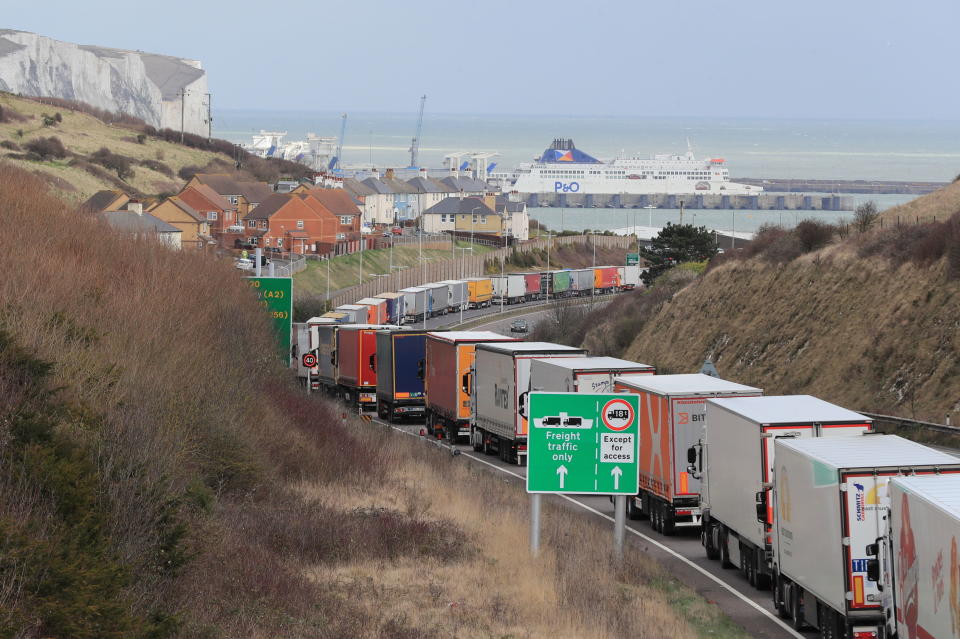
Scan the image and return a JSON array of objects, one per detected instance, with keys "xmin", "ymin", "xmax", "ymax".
[
  {"xmin": 527, "ymin": 393, "xmax": 640, "ymax": 559},
  {"xmin": 530, "ymin": 493, "xmax": 541, "ymax": 558},
  {"xmin": 613, "ymin": 495, "xmax": 625, "ymax": 561}
]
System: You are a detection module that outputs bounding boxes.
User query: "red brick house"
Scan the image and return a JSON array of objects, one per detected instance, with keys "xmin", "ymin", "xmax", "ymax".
[
  {"xmin": 241, "ymin": 193, "xmax": 331, "ymax": 254},
  {"xmin": 176, "ymin": 184, "xmax": 239, "ymax": 240}
]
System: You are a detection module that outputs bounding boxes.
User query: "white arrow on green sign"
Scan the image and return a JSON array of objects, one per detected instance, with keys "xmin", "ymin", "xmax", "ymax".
[{"xmin": 526, "ymin": 392, "xmax": 640, "ymax": 495}]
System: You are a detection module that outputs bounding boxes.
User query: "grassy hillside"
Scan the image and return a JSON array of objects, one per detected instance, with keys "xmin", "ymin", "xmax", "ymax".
[
  {"xmin": 573, "ymin": 191, "xmax": 960, "ymax": 422},
  {"xmin": 0, "ymin": 161, "xmax": 745, "ymax": 637},
  {"xmin": 0, "ymin": 93, "xmax": 311, "ymax": 203},
  {"xmin": 881, "ymin": 177, "xmax": 960, "ymax": 224},
  {"xmin": 0, "ymin": 93, "xmax": 228, "ymax": 201}
]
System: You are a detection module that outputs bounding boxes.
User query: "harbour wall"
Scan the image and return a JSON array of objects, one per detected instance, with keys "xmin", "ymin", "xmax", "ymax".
[{"xmin": 523, "ymin": 192, "xmax": 854, "ymax": 211}]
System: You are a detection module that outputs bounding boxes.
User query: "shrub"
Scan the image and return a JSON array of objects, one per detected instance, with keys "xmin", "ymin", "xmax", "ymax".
[
  {"xmin": 0, "ymin": 140, "xmax": 19, "ymax": 151},
  {"xmin": 41, "ymin": 113, "xmax": 58, "ymax": 127},
  {"xmin": 24, "ymin": 136, "xmax": 67, "ymax": 160},
  {"xmin": 794, "ymin": 219, "xmax": 835, "ymax": 252},
  {"xmin": 178, "ymin": 165, "xmax": 201, "ymax": 181},
  {"xmin": 54, "ymin": 111, "xmax": 62, "ymax": 123},
  {"xmin": 136, "ymin": 133, "xmax": 146, "ymax": 144},
  {"xmin": 139, "ymin": 158, "xmax": 174, "ymax": 177},
  {"xmin": 90, "ymin": 147, "xmax": 135, "ymax": 180}
]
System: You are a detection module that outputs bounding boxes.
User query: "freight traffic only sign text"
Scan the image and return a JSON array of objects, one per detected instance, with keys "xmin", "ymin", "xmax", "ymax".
[
  {"xmin": 246, "ymin": 276, "xmax": 292, "ymax": 364},
  {"xmin": 526, "ymin": 393, "xmax": 640, "ymax": 495}
]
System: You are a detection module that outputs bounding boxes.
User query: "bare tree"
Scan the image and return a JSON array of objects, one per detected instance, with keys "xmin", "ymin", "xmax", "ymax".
[{"xmin": 853, "ymin": 201, "xmax": 880, "ymax": 233}]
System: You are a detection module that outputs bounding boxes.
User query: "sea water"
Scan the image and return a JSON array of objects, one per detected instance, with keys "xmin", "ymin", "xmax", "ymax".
[{"xmin": 214, "ymin": 110, "xmax": 959, "ymax": 232}]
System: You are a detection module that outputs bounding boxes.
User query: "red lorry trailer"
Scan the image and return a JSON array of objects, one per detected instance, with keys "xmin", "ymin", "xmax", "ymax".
[
  {"xmin": 423, "ymin": 331, "xmax": 517, "ymax": 441},
  {"xmin": 335, "ymin": 324, "xmax": 390, "ymax": 409},
  {"xmin": 613, "ymin": 373, "xmax": 762, "ymax": 535}
]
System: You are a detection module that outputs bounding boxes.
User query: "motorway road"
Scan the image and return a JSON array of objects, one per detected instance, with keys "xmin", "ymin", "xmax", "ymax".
[{"xmin": 379, "ymin": 296, "xmax": 809, "ymax": 638}]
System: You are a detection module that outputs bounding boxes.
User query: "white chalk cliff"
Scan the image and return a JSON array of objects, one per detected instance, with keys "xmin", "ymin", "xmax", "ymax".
[{"xmin": 0, "ymin": 29, "xmax": 208, "ymax": 135}]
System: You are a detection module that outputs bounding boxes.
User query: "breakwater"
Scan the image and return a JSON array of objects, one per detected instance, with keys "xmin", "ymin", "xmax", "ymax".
[{"xmin": 525, "ymin": 192, "xmax": 854, "ymax": 211}]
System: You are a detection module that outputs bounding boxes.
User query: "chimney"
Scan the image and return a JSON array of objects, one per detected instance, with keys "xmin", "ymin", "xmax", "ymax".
[
  {"xmin": 385, "ymin": 168, "xmax": 395, "ymax": 180},
  {"xmin": 127, "ymin": 200, "xmax": 143, "ymax": 215}
]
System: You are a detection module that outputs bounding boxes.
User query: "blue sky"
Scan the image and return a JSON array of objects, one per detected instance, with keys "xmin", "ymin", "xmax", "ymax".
[{"xmin": 5, "ymin": 0, "xmax": 959, "ymax": 119}]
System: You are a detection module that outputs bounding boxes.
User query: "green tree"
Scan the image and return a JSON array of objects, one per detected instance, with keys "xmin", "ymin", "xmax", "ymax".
[{"xmin": 639, "ymin": 223, "xmax": 717, "ymax": 284}]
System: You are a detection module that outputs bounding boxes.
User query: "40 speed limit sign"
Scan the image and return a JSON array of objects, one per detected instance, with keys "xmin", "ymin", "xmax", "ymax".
[{"xmin": 527, "ymin": 393, "xmax": 640, "ymax": 495}]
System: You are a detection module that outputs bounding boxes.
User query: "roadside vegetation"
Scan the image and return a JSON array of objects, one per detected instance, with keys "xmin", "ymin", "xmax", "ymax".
[
  {"xmin": 0, "ymin": 161, "xmax": 747, "ymax": 637},
  {"xmin": 293, "ymin": 239, "xmax": 496, "ymax": 299}
]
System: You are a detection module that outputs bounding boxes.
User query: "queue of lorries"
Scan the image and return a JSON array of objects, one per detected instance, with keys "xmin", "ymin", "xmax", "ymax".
[{"xmin": 291, "ymin": 267, "xmax": 958, "ymax": 639}]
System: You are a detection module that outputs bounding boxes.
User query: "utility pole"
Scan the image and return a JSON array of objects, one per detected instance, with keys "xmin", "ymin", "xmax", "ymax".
[
  {"xmin": 180, "ymin": 89, "xmax": 186, "ymax": 144},
  {"xmin": 205, "ymin": 93, "xmax": 212, "ymax": 142}
]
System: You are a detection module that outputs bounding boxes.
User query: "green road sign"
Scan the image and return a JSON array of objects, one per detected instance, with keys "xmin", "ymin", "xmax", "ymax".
[
  {"xmin": 526, "ymin": 393, "xmax": 640, "ymax": 495},
  {"xmin": 246, "ymin": 276, "xmax": 292, "ymax": 364},
  {"xmin": 626, "ymin": 253, "xmax": 639, "ymax": 266}
]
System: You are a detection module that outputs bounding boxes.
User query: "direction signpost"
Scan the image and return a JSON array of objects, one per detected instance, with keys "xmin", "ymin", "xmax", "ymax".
[
  {"xmin": 526, "ymin": 392, "xmax": 640, "ymax": 559},
  {"xmin": 626, "ymin": 253, "xmax": 639, "ymax": 266},
  {"xmin": 246, "ymin": 276, "xmax": 293, "ymax": 365}
]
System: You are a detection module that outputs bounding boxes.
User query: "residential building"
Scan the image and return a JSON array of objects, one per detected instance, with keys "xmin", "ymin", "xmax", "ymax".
[
  {"xmin": 421, "ymin": 196, "xmax": 499, "ymax": 236},
  {"xmin": 176, "ymin": 183, "xmax": 240, "ymax": 240},
  {"xmin": 186, "ymin": 174, "xmax": 275, "ymax": 217},
  {"xmin": 79, "ymin": 190, "xmax": 130, "ymax": 214},
  {"xmin": 240, "ymin": 191, "xmax": 362, "ymax": 255},
  {"xmin": 439, "ymin": 175, "xmax": 489, "ymax": 198},
  {"xmin": 101, "ymin": 201, "xmax": 182, "ymax": 249},
  {"xmin": 359, "ymin": 177, "xmax": 399, "ymax": 226},
  {"xmin": 494, "ymin": 195, "xmax": 530, "ymax": 242},
  {"xmin": 296, "ymin": 189, "xmax": 362, "ymax": 254},
  {"xmin": 148, "ymin": 196, "xmax": 214, "ymax": 249},
  {"xmin": 406, "ymin": 176, "xmax": 454, "ymax": 218},
  {"xmin": 341, "ymin": 178, "xmax": 383, "ymax": 227}
]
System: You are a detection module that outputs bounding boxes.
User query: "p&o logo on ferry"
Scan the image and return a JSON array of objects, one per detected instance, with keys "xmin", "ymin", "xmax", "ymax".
[{"xmin": 553, "ymin": 181, "xmax": 580, "ymax": 193}]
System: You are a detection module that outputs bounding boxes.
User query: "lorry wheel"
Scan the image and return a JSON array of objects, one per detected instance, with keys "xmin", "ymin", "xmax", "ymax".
[
  {"xmin": 704, "ymin": 524, "xmax": 720, "ymax": 560},
  {"xmin": 661, "ymin": 508, "xmax": 675, "ymax": 536},
  {"xmin": 626, "ymin": 498, "xmax": 639, "ymax": 521},
  {"xmin": 719, "ymin": 528, "xmax": 734, "ymax": 569},
  {"xmin": 789, "ymin": 587, "xmax": 806, "ymax": 631},
  {"xmin": 773, "ymin": 574, "xmax": 790, "ymax": 618}
]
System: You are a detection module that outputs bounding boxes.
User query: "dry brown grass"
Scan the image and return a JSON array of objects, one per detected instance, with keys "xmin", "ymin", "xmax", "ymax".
[
  {"xmin": 617, "ymin": 249, "xmax": 960, "ymax": 421},
  {"xmin": 294, "ymin": 425, "xmax": 733, "ymax": 639},
  {"xmin": 881, "ymin": 179, "xmax": 960, "ymax": 225}
]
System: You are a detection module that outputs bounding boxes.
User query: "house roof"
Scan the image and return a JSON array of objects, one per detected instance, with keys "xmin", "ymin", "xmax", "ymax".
[
  {"xmin": 381, "ymin": 177, "xmax": 416, "ymax": 194},
  {"xmin": 79, "ymin": 190, "xmax": 128, "ymax": 214},
  {"xmin": 440, "ymin": 176, "xmax": 489, "ymax": 193},
  {"xmin": 243, "ymin": 193, "xmax": 292, "ymax": 220},
  {"xmin": 406, "ymin": 176, "xmax": 447, "ymax": 194},
  {"xmin": 235, "ymin": 181, "xmax": 275, "ymax": 204},
  {"xmin": 179, "ymin": 183, "xmax": 234, "ymax": 211},
  {"xmin": 342, "ymin": 178, "xmax": 375, "ymax": 197},
  {"xmin": 360, "ymin": 177, "xmax": 395, "ymax": 194},
  {"xmin": 192, "ymin": 173, "xmax": 243, "ymax": 196},
  {"xmin": 422, "ymin": 196, "xmax": 496, "ymax": 217},
  {"xmin": 166, "ymin": 196, "xmax": 205, "ymax": 223},
  {"xmin": 494, "ymin": 195, "xmax": 526, "ymax": 214},
  {"xmin": 101, "ymin": 210, "xmax": 181, "ymax": 234},
  {"xmin": 301, "ymin": 188, "xmax": 362, "ymax": 216}
]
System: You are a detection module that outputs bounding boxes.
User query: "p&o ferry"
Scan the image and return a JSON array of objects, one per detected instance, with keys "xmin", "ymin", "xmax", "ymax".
[{"xmin": 495, "ymin": 139, "xmax": 761, "ymax": 196}]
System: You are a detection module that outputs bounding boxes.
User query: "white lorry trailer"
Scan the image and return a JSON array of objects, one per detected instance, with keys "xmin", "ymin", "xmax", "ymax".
[
  {"xmin": 878, "ymin": 474, "xmax": 960, "ymax": 639},
  {"xmin": 438, "ymin": 280, "xmax": 468, "ymax": 312},
  {"xmin": 699, "ymin": 395, "xmax": 873, "ymax": 590},
  {"xmin": 471, "ymin": 342, "xmax": 585, "ymax": 464},
  {"xmin": 491, "ymin": 274, "xmax": 526, "ymax": 305},
  {"xmin": 770, "ymin": 434, "xmax": 960, "ymax": 636},
  {"xmin": 530, "ymin": 356, "xmax": 654, "ymax": 394}
]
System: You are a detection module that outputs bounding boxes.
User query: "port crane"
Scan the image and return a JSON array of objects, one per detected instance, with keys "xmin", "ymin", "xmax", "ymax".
[
  {"xmin": 329, "ymin": 113, "xmax": 347, "ymax": 171},
  {"xmin": 408, "ymin": 95, "xmax": 426, "ymax": 168}
]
